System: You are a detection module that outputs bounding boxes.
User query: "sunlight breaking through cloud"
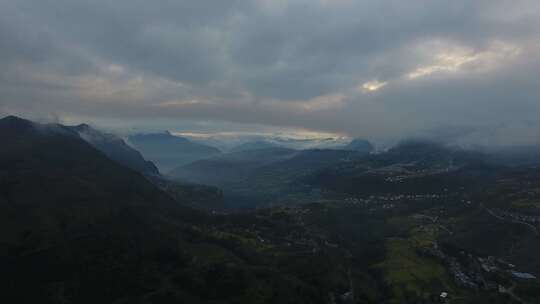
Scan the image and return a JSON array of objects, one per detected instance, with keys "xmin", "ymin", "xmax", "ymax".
[
  {"xmin": 406, "ymin": 41, "xmax": 521, "ymax": 80},
  {"xmin": 361, "ymin": 80, "xmax": 388, "ymax": 92},
  {"xmin": 1, "ymin": 0, "xmax": 539, "ymax": 142}
]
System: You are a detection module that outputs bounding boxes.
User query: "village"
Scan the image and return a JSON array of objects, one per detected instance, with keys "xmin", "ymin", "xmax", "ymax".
[
  {"xmin": 421, "ymin": 240, "xmax": 537, "ymax": 303},
  {"xmin": 202, "ymin": 192, "xmax": 540, "ymax": 303}
]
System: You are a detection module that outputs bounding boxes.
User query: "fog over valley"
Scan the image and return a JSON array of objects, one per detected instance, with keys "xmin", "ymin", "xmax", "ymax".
[{"xmin": 2, "ymin": 1, "xmax": 540, "ymax": 304}]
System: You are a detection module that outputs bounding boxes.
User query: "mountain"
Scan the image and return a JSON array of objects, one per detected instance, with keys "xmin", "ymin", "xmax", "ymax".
[
  {"xmin": 171, "ymin": 148, "xmax": 365, "ymax": 186},
  {"xmin": 149, "ymin": 175, "xmax": 225, "ymax": 211},
  {"xmin": 71, "ymin": 123, "xmax": 159, "ymax": 176},
  {"xmin": 171, "ymin": 136, "xmax": 540, "ymax": 302},
  {"xmin": 0, "ymin": 116, "xmax": 329, "ymax": 303},
  {"xmin": 307, "ymin": 140, "xmax": 495, "ymax": 196},
  {"xmin": 272, "ymin": 137, "xmax": 350, "ymax": 150},
  {"xmin": 171, "ymin": 148, "xmax": 366, "ymax": 207},
  {"xmin": 170, "ymin": 147, "xmax": 297, "ymax": 187},
  {"xmin": 486, "ymin": 144, "xmax": 540, "ymax": 167},
  {"xmin": 128, "ymin": 132, "xmax": 221, "ymax": 173},
  {"xmin": 343, "ymin": 138, "xmax": 374, "ymax": 153},
  {"xmin": 230, "ymin": 140, "xmax": 281, "ymax": 152},
  {"xmin": 0, "ymin": 115, "xmax": 205, "ymax": 302},
  {"xmin": 68, "ymin": 124, "xmax": 223, "ymax": 210},
  {"xmin": 2, "ymin": 116, "xmax": 538, "ymax": 303}
]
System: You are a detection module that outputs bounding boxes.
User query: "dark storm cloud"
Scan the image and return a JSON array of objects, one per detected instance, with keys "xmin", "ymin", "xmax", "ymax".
[{"xmin": 1, "ymin": 0, "xmax": 540, "ymax": 144}]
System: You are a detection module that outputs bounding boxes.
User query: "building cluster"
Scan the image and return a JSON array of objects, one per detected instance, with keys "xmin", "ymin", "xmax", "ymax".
[
  {"xmin": 493, "ymin": 209, "xmax": 540, "ymax": 224},
  {"xmin": 384, "ymin": 166, "xmax": 457, "ymax": 182},
  {"xmin": 344, "ymin": 194, "xmax": 443, "ymax": 205},
  {"xmin": 211, "ymin": 207, "xmax": 347, "ymax": 257},
  {"xmin": 422, "ymin": 242, "xmax": 537, "ymax": 292},
  {"xmin": 447, "ymin": 257, "xmax": 481, "ymax": 289}
]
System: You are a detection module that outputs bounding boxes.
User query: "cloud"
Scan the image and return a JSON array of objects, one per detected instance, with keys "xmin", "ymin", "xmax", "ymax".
[
  {"xmin": 361, "ymin": 80, "xmax": 387, "ymax": 92},
  {"xmin": 1, "ymin": 0, "xmax": 540, "ymax": 145},
  {"xmin": 405, "ymin": 40, "xmax": 521, "ymax": 80}
]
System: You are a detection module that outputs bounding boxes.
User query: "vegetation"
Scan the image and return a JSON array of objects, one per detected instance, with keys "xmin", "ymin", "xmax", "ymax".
[{"xmin": 2, "ymin": 116, "xmax": 540, "ymax": 303}]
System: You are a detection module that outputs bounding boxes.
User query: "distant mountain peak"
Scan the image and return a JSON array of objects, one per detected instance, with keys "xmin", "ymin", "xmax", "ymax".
[
  {"xmin": 345, "ymin": 138, "xmax": 374, "ymax": 153},
  {"xmin": 1, "ymin": 114, "xmax": 26, "ymax": 121},
  {"xmin": 230, "ymin": 140, "xmax": 280, "ymax": 152},
  {"xmin": 131, "ymin": 131, "xmax": 189, "ymax": 142},
  {"xmin": 71, "ymin": 124, "xmax": 160, "ymax": 176},
  {"xmin": 128, "ymin": 132, "xmax": 221, "ymax": 172},
  {"xmin": 0, "ymin": 115, "xmax": 34, "ymax": 129},
  {"xmin": 0, "ymin": 115, "xmax": 77, "ymax": 138},
  {"xmin": 390, "ymin": 139, "xmax": 449, "ymax": 153},
  {"xmin": 74, "ymin": 123, "xmax": 91, "ymax": 130}
]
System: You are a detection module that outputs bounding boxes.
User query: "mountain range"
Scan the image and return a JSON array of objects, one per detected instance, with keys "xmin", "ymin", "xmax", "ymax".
[
  {"xmin": 72, "ymin": 123, "xmax": 160, "ymax": 176},
  {"xmin": 2, "ymin": 115, "xmax": 540, "ymax": 303},
  {"xmin": 128, "ymin": 132, "xmax": 221, "ymax": 173},
  {"xmin": 0, "ymin": 116, "xmax": 345, "ymax": 303}
]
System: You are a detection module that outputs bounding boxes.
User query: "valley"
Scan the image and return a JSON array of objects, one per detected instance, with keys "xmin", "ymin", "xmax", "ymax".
[
  {"xmin": 1, "ymin": 116, "xmax": 540, "ymax": 303},
  {"xmin": 3, "ymin": 1, "xmax": 540, "ymax": 302}
]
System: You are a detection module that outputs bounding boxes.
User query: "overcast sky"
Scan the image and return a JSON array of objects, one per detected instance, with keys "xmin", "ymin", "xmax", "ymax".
[{"xmin": 1, "ymin": 0, "xmax": 540, "ymax": 145}]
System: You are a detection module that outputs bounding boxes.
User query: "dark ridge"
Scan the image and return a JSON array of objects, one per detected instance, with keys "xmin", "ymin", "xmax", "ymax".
[
  {"xmin": 0, "ymin": 115, "xmax": 34, "ymax": 131},
  {"xmin": 70, "ymin": 124, "xmax": 160, "ymax": 176}
]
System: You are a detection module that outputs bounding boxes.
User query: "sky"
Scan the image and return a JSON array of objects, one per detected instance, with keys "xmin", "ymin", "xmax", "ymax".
[{"xmin": 1, "ymin": 0, "xmax": 540, "ymax": 146}]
